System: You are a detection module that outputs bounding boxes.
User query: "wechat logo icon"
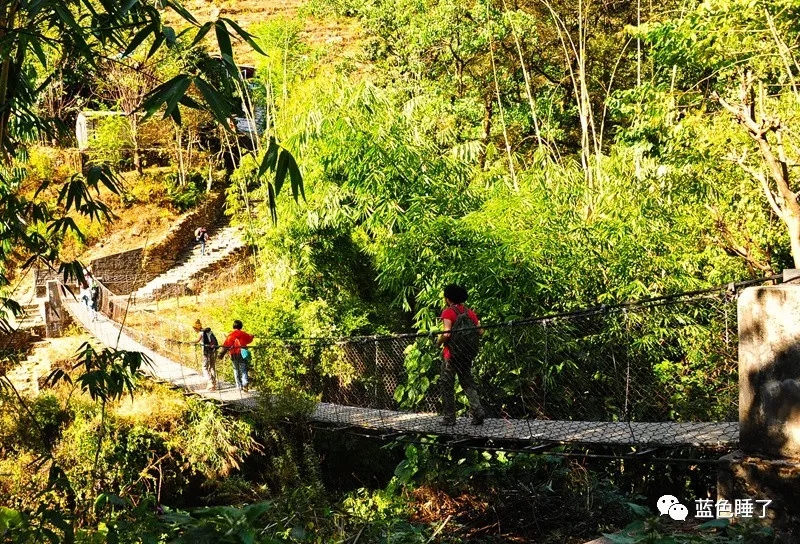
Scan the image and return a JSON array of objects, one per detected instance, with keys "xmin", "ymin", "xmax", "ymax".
[{"xmin": 657, "ymin": 495, "xmax": 688, "ymax": 521}]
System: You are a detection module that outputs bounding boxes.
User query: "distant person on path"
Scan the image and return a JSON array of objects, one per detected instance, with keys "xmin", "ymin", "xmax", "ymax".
[
  {"xmin": 80, "ymin": 269, "xmax": 100, "ymax": 321},
  {"xmin": 89, "ymin": 275, "xmax": 100, "ymax": 321},
  {"xmin": 437, "ymin": 284, "xmax": 486, "ymax": 426},
  {"xmin": 193, "ymin": 319, "xmax": 218, "ymax": 391},
  {"xmin": 79, "ymin": 277, "xmax": 91, "ymax": 313},
  {"xmin": 218, "ymin": 319, "xmax": 254, "ymax": 392},
  {"xmin": 195, "ymin": 226, "xmax": 209, "ymax": 255}
]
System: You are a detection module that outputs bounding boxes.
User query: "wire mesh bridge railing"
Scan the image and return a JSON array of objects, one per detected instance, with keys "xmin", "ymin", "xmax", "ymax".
[{"xmin": 70, "ymin": 278, "xmax": 777, "ymax": 446}]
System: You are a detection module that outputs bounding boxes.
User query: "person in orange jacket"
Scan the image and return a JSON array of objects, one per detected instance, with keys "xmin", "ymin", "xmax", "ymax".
[{"xmin": 218, "ymin": 319, "xmax": 254, "ymax": 391}]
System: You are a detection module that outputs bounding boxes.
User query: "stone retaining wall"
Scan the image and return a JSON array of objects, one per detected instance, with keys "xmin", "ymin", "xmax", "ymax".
[
  {"xmin": 32, "ymin": 190, "xmax": 227, "ymax": 298},
  {"xmin": 90, "ymin": 248, "xmax": 146, "ymax": 295},
  {"xmin": 141, "ymin": 190, "xmax": 227, "ymax": 277}
]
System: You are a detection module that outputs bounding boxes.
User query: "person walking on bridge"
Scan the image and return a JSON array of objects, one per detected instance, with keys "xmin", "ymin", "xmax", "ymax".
[
  {"xmin": 80, "ymin": 268, "xmax": 100, "ymax": 322},
  {"xmin": 218, "ymin": 319, "xmax": 254, "ymax": 392},
  {"xmin": 193, "ymin": 319, "xmax": 218, "ymax": 391},
  {"xmin": 437, "ymin": 284, "xmax": 486, "ymax": 426}
]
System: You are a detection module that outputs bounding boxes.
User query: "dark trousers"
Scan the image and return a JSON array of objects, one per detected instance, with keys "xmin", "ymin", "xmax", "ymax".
[
  {"xmin": 202, "ymin": 350, "xmax": 217, "ymax": 385},
  {"xmin": 440, "ymin": 356, "xmax": 485, "ymax": 418}
]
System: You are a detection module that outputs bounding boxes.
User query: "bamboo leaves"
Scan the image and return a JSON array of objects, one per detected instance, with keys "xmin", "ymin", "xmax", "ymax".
[
  {"xmin": 45, "ymin": 343, "xmax": 151, "ymax": 403},
  {"xmin": 253, "ymin": 138, "xmax": 304, "ymax": 224}
]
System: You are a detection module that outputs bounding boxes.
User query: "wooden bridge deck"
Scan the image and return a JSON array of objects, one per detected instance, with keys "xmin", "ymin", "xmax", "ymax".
[{"xmin": 65, "ymin": 301, "xmax": 739, "ymax": 447}]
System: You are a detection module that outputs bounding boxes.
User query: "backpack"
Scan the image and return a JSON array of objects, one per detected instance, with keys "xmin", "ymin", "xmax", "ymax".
[
  {"xmin": 448, "ymin": 305, "xmax": 480, "ymax": 362},
  {"xmin": 90, "ymin": 283, "xmax": 100, "ymax": 303},
  {"xmin": 202, "ymin": 329, "xmax": 218, "ymax": 353}
]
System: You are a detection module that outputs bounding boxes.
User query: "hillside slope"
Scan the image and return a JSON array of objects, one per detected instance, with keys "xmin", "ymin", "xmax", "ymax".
[{"xmin": 179, "ymin": 0, "xmax": 362, "ymax": 65}]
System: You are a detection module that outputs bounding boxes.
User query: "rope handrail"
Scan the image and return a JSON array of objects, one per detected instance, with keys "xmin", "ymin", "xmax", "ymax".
[
  {"xmin": 190, "ymin": 274, "xmax": 777, "ymax": 346},
  {"xmin": 96, "ymin": 274, "xmax": 780, "ymax": 347}
]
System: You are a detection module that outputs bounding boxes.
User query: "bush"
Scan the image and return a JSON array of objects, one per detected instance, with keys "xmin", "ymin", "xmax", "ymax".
[
  {"xmin": 166, "ymin": 170, "xmax": 206, "ymax": 212},
  {"xmin": 85, "ymin": 114, "xmax": 133, "ymax": 167},
  {"xmin": 0, "ymin": 391, "xmax": 70, "ymax": 456}
]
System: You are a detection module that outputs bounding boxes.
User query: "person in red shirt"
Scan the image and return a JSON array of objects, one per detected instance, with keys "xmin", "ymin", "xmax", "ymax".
[
  {"xmin": 436, "ymin": 284, "xmax": 486, "ymax": 426},
  {"xmin": 218, "ymin": 319, "xmax": 254, "ymax": 391}
]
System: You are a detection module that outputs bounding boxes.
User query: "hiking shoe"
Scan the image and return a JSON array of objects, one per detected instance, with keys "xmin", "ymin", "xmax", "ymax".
[
  {"xmin": 441, "ymin": 416, "xmax": 456, "ymax": 426},
  {"xmin": 470, "ymin": 413, "xmax": 485, "ymax": 426}
]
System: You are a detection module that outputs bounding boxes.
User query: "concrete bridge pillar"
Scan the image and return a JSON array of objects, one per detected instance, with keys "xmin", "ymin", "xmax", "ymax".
[{"xmin": 718, "ymin": 283, "xmax": 800, "ymax": 536}]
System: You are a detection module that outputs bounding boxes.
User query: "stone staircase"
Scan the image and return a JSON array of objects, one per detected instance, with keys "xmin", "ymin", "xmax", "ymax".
[
  {"xmin": 131, "ymin": 224, "xmax": 247, "ymax": 301},
  {"xmin": 6, "ymin": 302, "xmax": 46, "ymax": 340},
  {"xmin": 1, "ymin": 302, "xmax": 47, "ymax": 394}
]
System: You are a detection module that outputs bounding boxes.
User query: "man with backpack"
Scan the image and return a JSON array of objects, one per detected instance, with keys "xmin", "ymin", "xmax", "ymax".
[
  {"xmin": 193, "ymin": 319, "xmax": 218, "ymax": 391},
  {"xmin": 218, "ymin": 319, "xmax": 254, "ymax": 392},
  {"xmin": 437, "ymin": 284, "xmax": 486, "ymax": 426}
]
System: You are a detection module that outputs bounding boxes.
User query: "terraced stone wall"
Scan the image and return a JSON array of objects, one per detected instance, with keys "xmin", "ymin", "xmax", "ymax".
[
  {"xmin": 90, "ymin": 248, "xmax": 146, "ymax": 294},
  {"xmin": 141, "ymin": 190, "xmax": 227, "ymax": 278}
]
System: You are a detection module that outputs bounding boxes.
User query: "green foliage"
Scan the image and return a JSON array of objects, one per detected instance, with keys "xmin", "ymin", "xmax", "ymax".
[
  {"xmin": 178, "ymin": 398, "xmax": 258, "ymax": 477},
  {"xmin": 0, "ymin": 507, "xmax": 23, "ymax": 535},
  {"xmin": 302, "ymin": 0, "xmax": 363, "ymax": 18},
  {"xmin": 0, "ymin": 374, "xmax": 269, "ymax": 541},
  {"xmin": 0, "ymin": 392, "xmax": 70, "ymax": 457},
  {"xmin": 47, "ymin": 343, "xmax": 149, "ymax": 403},
  {"xmin": 394, "ymin": 341, "xmax": 437, "ymax": 409},
  {"xmin": 85, "ymin": 115, "xmax": 134, "ymax": 167},
  {"xmin": 628, "ymin": 0, "xmax": 800, "ymax": 270},
  {"xmin": 385, "ymin": 442, "xmax": 638, "ymax": 541},
  {"xmin": 605, "ymin": 516, "xmax": 774, "ymax": 543},
  {"xmin": 166, "ymin": 170, "xmax": 205, "ymax": 212},
  {"xmin": 161, "ymin": 502, "xmax": 278, "ymax": 544}
]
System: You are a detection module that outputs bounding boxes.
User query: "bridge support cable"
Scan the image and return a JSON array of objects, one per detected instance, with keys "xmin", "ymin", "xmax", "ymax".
[{"xmin": 61, "ymin": 275, "xmax": 780, "ymax": 447}]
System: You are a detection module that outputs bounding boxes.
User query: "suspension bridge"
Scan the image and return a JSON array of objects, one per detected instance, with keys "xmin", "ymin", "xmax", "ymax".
[{"xmin": 60, "ymin": 277, "xmax": 772, "ymax": 450}]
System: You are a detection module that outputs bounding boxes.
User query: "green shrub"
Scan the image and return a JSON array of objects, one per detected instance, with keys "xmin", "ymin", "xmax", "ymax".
[
  {"xmin": 165, "ymin": 170, "xmax": 206, "ymax": 212},
  {"xmin": 0, "ymin": 392, "xmax": 70, "ymax": 456},
  {"xmin": 86, "ymin": 114, "xmax": 132, "ymax": 167}
]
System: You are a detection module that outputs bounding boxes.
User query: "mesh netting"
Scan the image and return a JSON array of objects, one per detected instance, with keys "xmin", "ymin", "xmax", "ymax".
[{"xmin": 63, "ymin": 279, "xmax": 763, "ymax": 446}]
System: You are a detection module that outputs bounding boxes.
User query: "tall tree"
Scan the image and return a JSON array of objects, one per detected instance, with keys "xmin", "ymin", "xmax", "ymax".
[{"xmin": 639, "ymin": 0, "xmax": 800, "ymax": 269}]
